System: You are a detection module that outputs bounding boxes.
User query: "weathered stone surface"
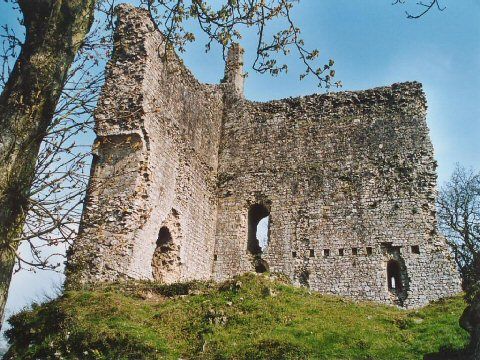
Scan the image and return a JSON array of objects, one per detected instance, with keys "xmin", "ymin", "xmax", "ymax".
[{"xmin": 67, "ymin": 4, "xmax": 461, "ymax": 309}]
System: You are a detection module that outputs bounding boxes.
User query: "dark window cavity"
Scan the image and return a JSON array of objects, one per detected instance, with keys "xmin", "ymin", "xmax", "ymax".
[
  {"xmin": 411, "ymin": 245, "xmax": 420, "ymax": 254},
  {"xmin": 387, "ymin": 260, "xmax": 403, "ymax": 292},
  {"xmin": 255, "ymin": 259, "xmax": 269, "ymax": 273}
]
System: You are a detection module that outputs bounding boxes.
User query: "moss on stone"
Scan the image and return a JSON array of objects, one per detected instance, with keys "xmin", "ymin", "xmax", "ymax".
[{"xmin": 5, "ymin": 273, "xmax": 470, "ymax": 359}]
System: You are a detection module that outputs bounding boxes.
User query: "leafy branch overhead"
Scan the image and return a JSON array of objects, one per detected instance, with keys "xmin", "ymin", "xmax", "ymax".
[{"xmin": 141, "ymin": 0, "xmax": 339, "ymax": 88}]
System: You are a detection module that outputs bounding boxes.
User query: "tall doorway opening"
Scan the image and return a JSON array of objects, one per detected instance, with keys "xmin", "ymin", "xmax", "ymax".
[{"xmin": 247, "ymin": 204, "xmax": 270, "ymax": 273}]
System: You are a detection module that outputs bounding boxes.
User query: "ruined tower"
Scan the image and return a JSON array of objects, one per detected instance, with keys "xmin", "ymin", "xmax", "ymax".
[{"xmin": 67, "ymin": 4, "xmax": 461, "ymax": 308}]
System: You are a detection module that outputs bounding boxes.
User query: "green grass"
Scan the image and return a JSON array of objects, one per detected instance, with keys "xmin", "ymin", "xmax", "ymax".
[{"xmin": 4, "ymin": 273, "xmax": 469, "ymax": 359}]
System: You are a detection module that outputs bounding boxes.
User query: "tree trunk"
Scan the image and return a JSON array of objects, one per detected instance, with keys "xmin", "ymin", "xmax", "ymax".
[
  {"xmin": 460, "ymin": 293, "xmax": 480, "ymax": 359},
  {"xmin": 473, "ymin": 332, "xmax": 480, "ymax": 360},
  {"xmin": 0, "ymin": 0, "xmax": 95, "ymax": 329}
]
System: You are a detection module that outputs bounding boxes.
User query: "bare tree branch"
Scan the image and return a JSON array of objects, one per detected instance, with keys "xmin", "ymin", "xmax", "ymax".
[
  {"xmin": 437, "ymin": 164, "xmax": 480, "ymax": 303},
  {"xmin": 393, "ymin": 0, "xmax": 446, "ymax": 19}
]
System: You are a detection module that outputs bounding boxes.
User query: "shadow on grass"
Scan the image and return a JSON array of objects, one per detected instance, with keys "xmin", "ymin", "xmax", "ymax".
[{"xmin": 424, "ymin": 345, "xmax": 471, "ymax": 360}]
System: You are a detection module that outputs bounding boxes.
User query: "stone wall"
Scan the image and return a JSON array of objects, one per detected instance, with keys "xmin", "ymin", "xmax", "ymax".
[
  {"xmin": 67, "ymin": 5, "xmax": 461, "ymax": 308},
  {"xmin": 68, "ymin": 4, "xmax": 224, "ymax": 283},
  {"xmin": 213, "ymin": 83, "xmax": 460, "ymax": 308}
]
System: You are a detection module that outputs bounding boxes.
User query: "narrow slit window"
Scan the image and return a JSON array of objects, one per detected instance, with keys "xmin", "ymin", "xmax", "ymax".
[
  {"xmin": 292, "ymin": 251, "xmax": 297, "ymax": 258},
  {"xmin": 339, "ymin": 248, "xmax": 344, "ymax": 256},
  {"xmin": 352, "ymin": 247, "xmax": 358, "ymax": 256},
  {"xmin": 387, "ymin": 260, "xmax": 403, "ymax": 292},
  {"xmin": 324, "ymin": 249, "xmax": 330, "ymax": 257},
  {"xmin": 309, "ymin": 249, "xmax": 315, "ymax": 257},
  {"xmin": 366, "ymin": 247, "xmax": 373, "ymax": 256}
]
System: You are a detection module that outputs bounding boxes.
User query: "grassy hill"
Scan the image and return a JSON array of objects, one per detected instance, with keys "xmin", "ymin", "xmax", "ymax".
[{"xmin": 4, "ymin": 273, "xmax": 469, "ymax": 359}]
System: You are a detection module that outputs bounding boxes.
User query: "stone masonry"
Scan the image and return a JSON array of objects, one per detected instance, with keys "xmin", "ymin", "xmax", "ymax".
[{"xmin": 67, "ymin": 4, "xmax": 461, "ymax": 308}]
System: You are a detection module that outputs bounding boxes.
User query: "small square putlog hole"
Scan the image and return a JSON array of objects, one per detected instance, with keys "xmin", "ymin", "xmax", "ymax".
[
  {"xmin": 323, "ymin": 249, "xmax": 330, "ymax": 257},
  {"xmin": 309, "ymin": 249, "xmax": 315, "ymax": 257},
  {"xmin": 352, "ymin": 247, "xmax": 358, "ymax": 256},
  {"xmin": 366, "ymin": 247, "xmax": 373, "ymax": 256},
  {"xmin": 411, "ymin": 245, "xmax": 420, "ymax": 254}
]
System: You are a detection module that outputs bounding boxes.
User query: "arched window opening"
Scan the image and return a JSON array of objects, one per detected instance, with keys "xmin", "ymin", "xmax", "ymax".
[
  {"xmin": 387, "ymin": 260, "xmax": 403, "ymax": 292},
  {"xmin": 247, "ymin": 204, "xmax": 270, "ymax": 255},
  {"xmin": 152, "ymin": 226, "xmax": 179, "ymax": 281},
  {"xmin": 157, "ymin": 227, "xmax": 172, "ymax": 248},
  {"xmin": 247, "ymin": 204, "xmax": 270, "ymax": 274}
]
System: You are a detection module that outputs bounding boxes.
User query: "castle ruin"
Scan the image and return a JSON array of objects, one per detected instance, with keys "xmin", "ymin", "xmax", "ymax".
[{"xmin": 67, "ymin": 5, "xmax": 461, "ymax": 308}]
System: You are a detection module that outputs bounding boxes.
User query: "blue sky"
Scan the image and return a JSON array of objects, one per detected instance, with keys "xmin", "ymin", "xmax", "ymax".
[{"xmin": 1, "ymin": 0, "xmax": 479, "ymax": 340}]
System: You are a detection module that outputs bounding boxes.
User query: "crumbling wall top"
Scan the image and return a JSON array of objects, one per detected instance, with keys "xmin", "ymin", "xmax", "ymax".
[{"xmin": 222, "ymin": 43, "xmax": 245, "ymax": 99}]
